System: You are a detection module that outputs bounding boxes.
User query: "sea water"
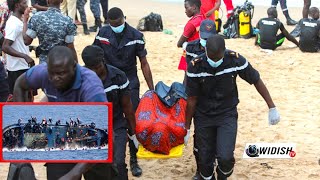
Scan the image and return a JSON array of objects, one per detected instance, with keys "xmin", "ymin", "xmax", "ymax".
[
  {"xmin": 3, "ymin": 105, "xmax": 109, "ymax": 128},
  {"xmin": 3, "ymin": 147, "xmax": 108, "ymax": 160},
  {"xmin": 2, "ymin": 105, "xmax": 109, "ymax": 161}
]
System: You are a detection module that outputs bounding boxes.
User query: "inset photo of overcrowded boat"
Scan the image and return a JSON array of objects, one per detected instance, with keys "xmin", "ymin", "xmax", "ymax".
[{"xmin": 1, "ymin": 104, "xmax": 111, "ymax": 162}]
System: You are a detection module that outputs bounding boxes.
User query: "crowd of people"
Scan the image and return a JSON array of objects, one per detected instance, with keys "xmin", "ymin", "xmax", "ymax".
[{"xmin": 0, "ymin": 0, "xmax": 318, "ymax": 179}]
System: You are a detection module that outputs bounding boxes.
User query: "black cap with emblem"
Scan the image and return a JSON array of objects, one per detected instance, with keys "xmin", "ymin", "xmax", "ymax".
[{"xmin": 200, "ymin": 19, "xmax": 217, "ymax": 39}]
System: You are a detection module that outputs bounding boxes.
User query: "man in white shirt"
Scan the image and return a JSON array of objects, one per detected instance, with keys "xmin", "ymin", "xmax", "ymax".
[{"xmin": 2, "ymin": 0, "xmax": 34, "ymax": 98}]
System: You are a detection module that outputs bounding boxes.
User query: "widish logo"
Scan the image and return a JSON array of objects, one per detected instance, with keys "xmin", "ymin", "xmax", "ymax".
[
  {"xmin": 243, "ymin": 143, "xmax": 296, "ymax": 159},
  {"xmin": 245, "ymin": 145, "xmax": 259, "ymax": 157}
]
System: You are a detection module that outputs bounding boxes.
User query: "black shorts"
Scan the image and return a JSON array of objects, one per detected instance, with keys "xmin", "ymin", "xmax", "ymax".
[
  {"xmin": 46, "ymin": 163, "xmax": 78, "ymax": 180},
  {"xmin": 7, "ymin": 69, "xmax": 37, "ymax": 96},
  {"xmin": 258, "ymin": 33, "xmax": 285, "ymax": 50},
  {"xmin": 83, "ymin": 163, "xmax": 117, "ymax": 180},
  {"xmin": 7, "ymin": 69, "xmax": 28, "ymax": 94},
  {"xmin": 46, "ymin": 163, "xmax": 117, "ymax": 180},
  {"xmin": 0, "ymin": 62, "xmax": 9, "ymax": 101}
]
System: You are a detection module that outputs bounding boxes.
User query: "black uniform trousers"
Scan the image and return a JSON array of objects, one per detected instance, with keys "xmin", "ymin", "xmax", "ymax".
[
  {"xmin": 113, "ymin": 127, "xmax": 129, "ymax": 180},
  {"xmin": 194, "ymin": 108, "xmax": 238, "ymax": 179},
  {"xmin": 127, "ymin": 75, "xmax": 140, "ymax": 160}
]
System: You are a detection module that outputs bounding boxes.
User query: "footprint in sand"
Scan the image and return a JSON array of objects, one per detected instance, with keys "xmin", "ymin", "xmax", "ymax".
[
  {"xmin": 171, "ymin": 168, "xmax": 183, "ymax": 174},
  {"xmin": 247, "ymin": 165, "xmax": 260, "ymax": 173},
  {"xmin": 273, "ymin": 134, "xmax": 284, "ymax": 140},
  {"xmin": 169, "ymin": 163, "xmax": 185, "ymax": 174},
  {"xmin": 308, "ymin": 174, "xmax": 320, "ymax": 179},
  {"xmin": 236, "ymin": 174, "xmax": 249, "ymax": 179}
]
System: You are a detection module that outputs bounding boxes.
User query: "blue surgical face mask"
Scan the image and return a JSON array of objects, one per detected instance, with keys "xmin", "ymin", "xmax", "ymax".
[
  {"xmin": 206, "ymin": 50, "xmax": 223, "ymax": 68},
  {"xmin": 110, "ymin": 23, "xmax": 125, "ymax": 33},
  {"xmin": 200, "ymin": 38, "xmax": 206, "ymax": 47},
  {"xmin": 207, "ymin": 57, "xmax": 223, "ymax": 68}
]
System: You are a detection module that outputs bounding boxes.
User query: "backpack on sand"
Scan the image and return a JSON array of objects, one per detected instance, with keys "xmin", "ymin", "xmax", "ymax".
[{"xmin": 137, "ymin": 12, "xmax": 163, "ymax": 32}]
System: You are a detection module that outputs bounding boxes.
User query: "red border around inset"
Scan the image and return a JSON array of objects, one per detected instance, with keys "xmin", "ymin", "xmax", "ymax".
[{"xmin": 0, "ymin": 102, "xmax": 113, "ymax": 163}]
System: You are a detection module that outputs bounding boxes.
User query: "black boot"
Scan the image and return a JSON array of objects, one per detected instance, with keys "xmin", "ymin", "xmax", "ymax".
[
  {"xmin": 129, "ymin": 139, "xmax": 142, "ymax": 177},
  {"xmin": 217, "ymin": 175, "xmax": 227, "ymax": 180},
  {"xmin": 89, "ymin": 18, "xmax": 102, "ymax": 32},
  {"xmin": 283, "ymin": 10, "xmax": 297, "ymax": 26},
  {"xmin": 130, "ymin": 156, "xmax": 142, "ymax": 177},
  {"xmin": 287, "ymin": 18, "xmax": 297, "ymax": 26},
  {"xmin": 193, "ymin": 171, "xmax": 201, "ymax": 180},
  {"xmin": 83, "ymin": 24, "xmax": 90, "ymax": 35},
  {"xmin": 130, "ymin": 158, "xmax": 142, "ymax": 177},
  {"xmin": 193, "ymin": 148, "xmax": 201, "ymax": 180},
  {"xmin": 197, "ymin": 172, "xmax": 216, "ymax": 180}
]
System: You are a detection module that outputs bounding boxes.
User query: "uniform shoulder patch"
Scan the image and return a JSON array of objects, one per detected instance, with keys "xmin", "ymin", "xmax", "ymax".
[
  {"xmin": 228, "ymin": 51, "xmax": 239, "ymax": 58},
  {"xmin": 190, "ymin": 57, "xmax": 202, "ymax": 66}
]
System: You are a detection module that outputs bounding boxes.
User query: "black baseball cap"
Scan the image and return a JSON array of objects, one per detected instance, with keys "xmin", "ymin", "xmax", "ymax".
[{"xmin": 200, "ymin": 19, "xmax": 217, "ymax": 39}]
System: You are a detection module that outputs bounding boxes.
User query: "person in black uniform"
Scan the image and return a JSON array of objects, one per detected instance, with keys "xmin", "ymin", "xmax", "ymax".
[
  {"xmin": 255, "ymin": 7, "xmax": 299, "ymax": 50},
  {"xmin": 82, "ymin": 45, "xmax": 139, "ymax": 180},
  {"xmin": 298, "ymin": 7, "xmax": 320, "ymax": 52},
  {"xmin": 93, "ymin": 7, "xmax": 154, "ymax": 177},
  {"xmin": 184, "ymin": 18, "xmax": 217, "ymax": 180},
  {"xmin": 184, "ymin": 35, "xmax": 280, "ymax": 180}
]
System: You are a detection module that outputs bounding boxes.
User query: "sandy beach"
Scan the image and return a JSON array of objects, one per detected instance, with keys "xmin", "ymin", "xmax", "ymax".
[{"xmin": 1, "ymin": 0, "xmax": 320, "ymax": 179}]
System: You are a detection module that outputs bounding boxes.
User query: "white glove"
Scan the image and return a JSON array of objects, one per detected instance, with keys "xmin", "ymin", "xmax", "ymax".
[
  {"xmin": 268, "ymin": 107, "xmax": 280, "ymax": 125},
  {"xmin": 128, "ymin": 134, "xmax": 139, "ymax": 149},
  {"xmin": 184, "ymin": 129, "xmax": 190, "ymax": 146},
  {"xmin": 182, "ymin": 42, "xmax": 188, "ymax": 50}
]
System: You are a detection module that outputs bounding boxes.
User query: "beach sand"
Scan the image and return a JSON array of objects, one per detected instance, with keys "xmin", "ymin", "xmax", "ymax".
[{"xmin": 1, "ymin": 0, "xmax": 320, "ymax": 179}]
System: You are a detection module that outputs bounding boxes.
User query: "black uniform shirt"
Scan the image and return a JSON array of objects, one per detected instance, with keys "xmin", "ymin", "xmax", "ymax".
[
  {"xmin": 185, "ymin": 39, "xmax": 205, "ymax": 65},
  {"xmin": 186, "ymin": 50, "xmax": 260, "ymax": 117},
  {"xmin": 93, "ymin": 23, "xmax": 147, "ymax": 77},
  {"xmin": 299, "ymin": 18, "xmax": 320, "ymax": 52},
  {"xmin": 102, "ymin": 65, "xmax": 130, "ymax": 130},
  {"xmin": 257, "ymin": 17, "xmax": 283, "ymax": 49}
]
